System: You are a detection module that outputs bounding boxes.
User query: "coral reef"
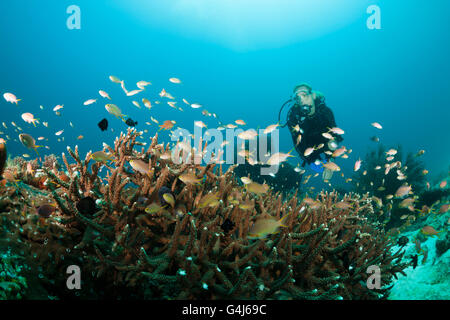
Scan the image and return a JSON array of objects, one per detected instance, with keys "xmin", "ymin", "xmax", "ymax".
[
  {"xmin": 417, "ymin": 189, "xmax": 450, "ymax": 208},
  {"xmin": 388, "ymin": 224, "xmax": 449, "ymax": 299},
  {"xmin": 0, "ymin": 249, "xmax": 28, "ymax": 299},
  {"xmin": 386, "ymin": 193, "xmax": 449, "ymax": 300},
  {"xmin": 0, "ymin": 129, "xmax": 409, "ymax": 299},
  {"xmin": 388, "ymin": 244, "xmax": 449, "ymax": 300},
  {"xmin": 435, "ymin": 232, "xmax": 450, "ymax": 257},
  {"xmin": 0, "ymin": 142, "xmax": 6, "ymax": 179}
]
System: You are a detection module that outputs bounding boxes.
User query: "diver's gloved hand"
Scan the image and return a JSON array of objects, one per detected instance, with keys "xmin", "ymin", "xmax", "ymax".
[
  {"xmin": 309, "ymin": 160, "xmax": 324, "ymax": 174},
  {"xmin": 322, "ymin": 158, "xmax": 334, "ymax": 181},
  {"xmin": 322, "ymin": 168, "xmax": 334, "ymax": 181},
  {"xmin": 327, "ymin": 139, "xmax": 338, "ymax": 151}
]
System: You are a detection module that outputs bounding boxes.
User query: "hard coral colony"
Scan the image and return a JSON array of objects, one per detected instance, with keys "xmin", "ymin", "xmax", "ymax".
[{"xmin": 0, "ymin": 128, "xmax": 409, "ymax": 299}]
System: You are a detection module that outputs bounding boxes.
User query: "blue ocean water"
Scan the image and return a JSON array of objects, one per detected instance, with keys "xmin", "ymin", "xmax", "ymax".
[{"xmin": 0, "ymin": 0, "xmax": 449, "ymax": 184}]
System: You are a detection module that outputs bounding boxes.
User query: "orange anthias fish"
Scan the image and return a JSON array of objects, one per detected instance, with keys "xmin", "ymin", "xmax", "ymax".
[
  {"xmin": 304, "ymin": 146, "xmax": 315, "ymax": 157},
  {"xmin": 159, "ymin": 120, "xmax": 175, "ymax": 131},
  {"xmin": 246, "ymin": 182, "xmax": 269, "ymax": 195},
  {"xmin": 296, "ymin": 134, "xmax": 302, "ymax": 146},
  {"xmin": 328, "ymin": 127, "xmax": 345, "ymax": 135},
  {"xmin": 240, "ymin": 177, "xmax": 252, "ymax": 185},
  {"xmin": 395, "ymin": 185, "xmax": 412, "ymax": 198},
  {"xmin": 238, "ymin": 129, "xmax": 258, "ymax": 141},
  {"xmin": 3, "ymin": 92, "xmax": 21, "ymax": 104},
  {"xmin": 331, "ymin": 146, "xmax": 346, "ymax": 158},
  {"xmin": 372, "ymin": 196, "xmax": 383, "ymax": 208},
  {"xmin": 179, "ymin": 173, "xmax": 203, "ymax": 185},
  {"xmin": 239, "ymin": 200, "xmax": 254, "ymax": 210},
  {"xmin": 21, "ymin": 113, "xmax": 39, "ymax": 126},
  {"xmin": 438, "ymin": 204, "xmax": 449, "ymax": 214},
  {"xmin": 322, "ymin": 161, "xmax": 341, "ymax": 172},
  {"xmin": 194, "ymin": 121, "xmax": 207, "ymax": 128},
  {"xmin": 142, "ymin": 98, "xmax": 152, "ymax": 109},
  {"xmin": 399, "ymin": 197, "xmax": 415, "ymax": 208},
  {"xmin": 99, "ymin": 90, "xmax": 111, "ymax": 100},
  {"xmin": 129, "ymin": 159, "xmax": 151, "ymax": 175},
  {"xmin": 420, "ymin": 226, "xmax": 442, "ymax": 236},
  {"xmin": 354, "ymin": 159, "xmax": 362, "ymax": 172},
  {"xmin": 415, "ymin": 150, "xmax": 425, "ymax": 157},
  {"xmin": 335, "ymin": 201, "xmax": 352, "ymax": 210},
  {"xmin": 169, "ymin": 77, "xmax": 181, "ymax": 84},
  {"xmin": 266, "ymin": 151, "xmax": 294, "ymax": 166},
  {"xmin": 248, "ymin": 213, "xmax": 292, "ymax": 239},
  {"xmin": 198, "ymin": 192, "xmax": 220, "ymax": 209},
  {"xmin": 386, "ymin": 149, "xmax": 397, "ymax": 156},
  {"xmin": 416, "ymin": 205, "xmax": 431, "ymax": 216},
  {"xmin": 302, "ymin": 197, "xmax": 321, "ymax": 209},
  {"xmin": 264, "ymin": 123, "xmax": 279, "ymax": 134},
  {"xmin": 84, "ymin": 99, "xmax": 97, "ymax": 106},
  {"xmin": 371, "ymin": 122, "xmax": 382, "ymax": 129}
]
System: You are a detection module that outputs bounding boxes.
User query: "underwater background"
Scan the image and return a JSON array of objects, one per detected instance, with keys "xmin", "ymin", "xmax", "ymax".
[{"xmin": 0, "ymin": 0, "xmax": 449, "ymax": 300}]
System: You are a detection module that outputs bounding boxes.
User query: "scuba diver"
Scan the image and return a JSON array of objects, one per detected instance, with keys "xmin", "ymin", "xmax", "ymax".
[{"xmin": 279, "ymin": 83, "xmax": 343, "ymax": 180}]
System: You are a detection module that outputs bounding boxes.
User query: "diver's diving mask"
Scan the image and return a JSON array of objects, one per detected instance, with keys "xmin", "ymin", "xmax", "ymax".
[{"xmin": 293, "ymin": 89, "xmax": 313, "ymax": 115}]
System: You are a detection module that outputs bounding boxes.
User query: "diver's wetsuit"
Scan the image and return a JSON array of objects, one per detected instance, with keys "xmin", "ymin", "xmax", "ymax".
[{"xmin": 287, "ymin": 97, "xmax": 343, "ymax": 166}]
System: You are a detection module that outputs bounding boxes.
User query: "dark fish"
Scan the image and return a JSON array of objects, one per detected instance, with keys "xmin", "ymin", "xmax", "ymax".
[
  {"xmin": 370, "ymin": 136, "xmax": 380, "ymax": 143},
  {"xmin": 98, "ymin": 118, "xmax": 108, "ymax": 131},
  {"xmin": 158, "ymin": 186, "xmax": 175, "ymax": 207},
  {"xmin": 337, "ymin": 229, "xmax": 347, "ymax": 240},
  {"xmin": 411, "ymin": 255, "xmax": 418, "ymax": 269},
  {"xmin": 397, "ymin": 236, "xmax": 408, "ymax": 247},
  {"xmin": 136, "ymin": 196, "xmax": 149, "ymax": 206},
  {"xmin": 37, "ymin": 204, "xmax": 56, "ymax": 218},
  {"xmin": 341, "ymin": 251, "xmax": 350, "ymax": 271},
  {"xmin": 125, "ymin": 118, "xmax": 138, "ymax": 127},
  {"xmin": 221, "ymin": 218, "xmax": 235, "ymax": 234},
  {"xmin": 76, "ymin": 196, "xmax": 97, "ymax": 215}
]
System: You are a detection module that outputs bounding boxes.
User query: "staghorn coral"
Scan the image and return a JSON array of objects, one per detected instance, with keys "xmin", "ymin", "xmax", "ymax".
[
  {"xmin": 0, "ymin": 129, "xmax": 408, "ymax": 299},
  {"xmin": 42, "ymin": 154, "xmax": 61, "ymax": 171}
]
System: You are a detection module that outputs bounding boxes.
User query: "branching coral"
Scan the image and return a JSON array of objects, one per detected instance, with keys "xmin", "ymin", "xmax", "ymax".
[{"xmin": 0, "ymin": 129, "xmax": 408, "ymax": 299}]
